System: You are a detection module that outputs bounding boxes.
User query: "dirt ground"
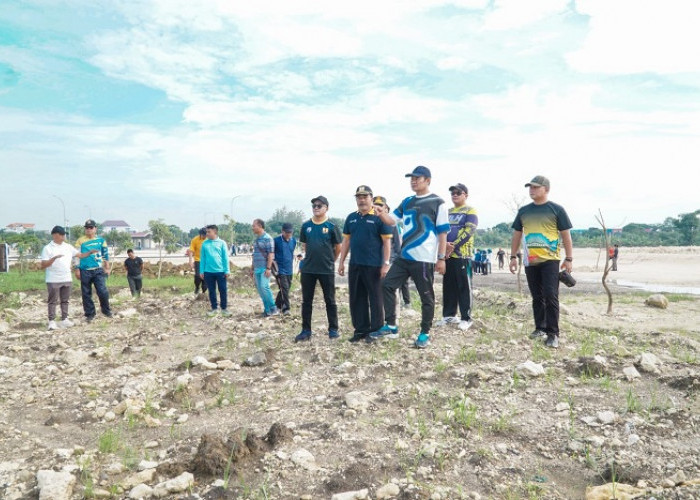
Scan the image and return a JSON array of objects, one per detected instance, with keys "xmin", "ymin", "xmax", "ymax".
[{"xmin": 0, "ymin": 249, "xmax": 699, "ymax": 499}]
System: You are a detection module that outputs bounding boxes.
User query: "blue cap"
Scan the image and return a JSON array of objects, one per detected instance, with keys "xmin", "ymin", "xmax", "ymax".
[{"xmin": 405, "ymin": 166, "xmax": 431, "ymax": 178}]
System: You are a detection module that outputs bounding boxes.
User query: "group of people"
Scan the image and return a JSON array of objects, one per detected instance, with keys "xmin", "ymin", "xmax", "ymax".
[
  {"xmin": 40, "ymin": 219, "xmax": 145, "ymax": 330},
  {"xmin": 40, "ymin": 169, "xmax": 573, "ymax": 349}
]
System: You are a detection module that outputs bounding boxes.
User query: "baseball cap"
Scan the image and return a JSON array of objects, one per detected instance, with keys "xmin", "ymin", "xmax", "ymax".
[
  {"xmin": 282, "ymin": 222, "xmax": 293, "ymax": 233},
  {"xmin": 373, "ymin": 195, "xmax": 387, "ymax": 206},
  {"xmin": 355, "ymin": 185, "xmax": 373, "ymax": 196},
  {"xmin": 311, "ymin": 195, "xmax": 329, "ymax": 207},
  {"xmin": 449, "ymin": 183, "xmax": 468, "ymax": 194},
  {"xmin": 405, "ymin": 165, "xmax": 431, "ymax": 178},
  {"xmin": 525, "ymin": 175, "xmax": 550, "ymax": 188},
  {"xmin": 51, "ymin": 225, "xmax": 66, "ymax": 235},
  {"xmin": 84, "ymin": 219, "xmax": 97, "ymax": 228}
]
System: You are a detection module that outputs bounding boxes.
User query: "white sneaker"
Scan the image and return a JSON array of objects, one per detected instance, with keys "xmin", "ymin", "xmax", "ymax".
[
  {"xmin": 458, "ymin": 320, "xmax": 473, "ymax": 331},
  {"xmin": 48, "ymin": 320, "xmax": 59, "ymax": 330},
  {"xmin": 59, "ymin": 319, "xmax": 74, "ymax": 328},
  {"xmin": 435, "ymin": 317, "xmax": 450, "ymax": 327},
  {"xmin": 436, "ymin": 316, "xmax": 460, "ymax": 326}
]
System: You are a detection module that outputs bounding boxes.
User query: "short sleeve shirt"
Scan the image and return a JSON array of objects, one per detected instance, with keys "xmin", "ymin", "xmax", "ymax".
[
  {"xmin": 342, "ymin": 210, "xmax": 393, "ymax": 267},
  {"xmin": 252, "ymin": 233, "xmax": 274, "ymax": 270},
  {"xmin": 299, "ymin": 218, "xmax": 342, "ymax": 274},
  {"xmin": 124, "ymin": 257, "xmax": 143, "ymax": 276},
  {"xmin": 41, "ymin": 241, "xmax": 78, "ymax": 283},
  {"xmin": 512, "ymin": 201, "xmax": 572, "ymax": 266},
  {"xmin": 75, "ymin": 236, "xmax": 108, "ymax": 269},
  {"xmin": 188, "ymin": 236, "xmax": 206, "ymax": 261}
]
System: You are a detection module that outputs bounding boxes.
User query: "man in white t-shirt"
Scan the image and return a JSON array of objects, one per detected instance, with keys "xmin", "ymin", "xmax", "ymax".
[{"xmin": 40, "ymin": 226, "xmax": 96, "ymax": 330}]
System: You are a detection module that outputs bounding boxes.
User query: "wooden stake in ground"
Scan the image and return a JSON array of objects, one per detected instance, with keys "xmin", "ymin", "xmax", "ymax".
[{"xmin": 595, "ymin": 209, "xmax": 614, "ymax": 314}]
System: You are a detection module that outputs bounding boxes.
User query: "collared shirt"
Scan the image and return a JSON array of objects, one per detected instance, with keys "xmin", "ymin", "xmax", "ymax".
[
  {"xmin": 41, "ymin": 241, "xmax": 78, "ymax": 283},
  {"xmin": 274, "ymin": 234, "xmax": 297, "ymax": 276},
  {"xmin": 447, "ymin": 205, "xmax": 478, "ymax": 258},
  {"xmin": 342, "ymin": 209, "xmax": 393, "ymax": 267},
  {"xmin": 75, "ymin": 236, "xmax": 108, "ymax": 270},
  {"xmin": 253, "ymin": 232, "xmax": 274, "ymax": 270}
]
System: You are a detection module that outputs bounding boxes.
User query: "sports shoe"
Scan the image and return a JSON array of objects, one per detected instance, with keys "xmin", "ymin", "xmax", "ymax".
[
  {"xmin": 207, "ymin": 309, "xmax": 219, "ymax": 317},
  {"xmin": 545, "ymin": 335, "xmax": 559, "ymax": 349},
  {"xmin": 368, "ymin": 324, "xmax": 399, "ymax": 341},
  {"xmin": 348, "ymin": 333, "xmax": 367, "ymax": 343},
  {"xmin": 59, "ymin": 319, "xmax": 74, "ymax": 328},
  {"xmin": 86, "ymin": 316, "xmax": 95, "ymax": 324},
  {"xmin": 414, "ymin": 332, "xmax": 430, "ymax": 349},
  {"xmin": 529, "ymin": 329, "xmax": 547, "ymax": 339},
  {"xmin": 435, "ymin": 317, "xmax": 459, "ymax": 327},
  {"xmin": 328, "ymin": 329, "xmax": 339, "ymax": 339},
  {"xmin": 269, "ymin": 308, "xmax": 280, "ymax": 316},
  {"xmin": 458, "ymin": 319, "xmax": 473, "ymax": 331},
  {"xmin": 220, "ymin": 310, "xmax": 232, "ymax": 317},
  {"xmin": 48, "ymin": 320, "xmax": 59, "ymax": 331},
  {"xmin": 295, "ymin": 330, "xmax": 312, "ymax": 342},
  {"xmin": 282, "ymin": 310, "xmax": 291, "ymax": 315}
]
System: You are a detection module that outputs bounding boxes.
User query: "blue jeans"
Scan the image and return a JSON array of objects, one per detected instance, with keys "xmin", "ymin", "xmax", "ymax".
[
  {"xmin": 80, "ymin": 268, "xmax": 111, "ymax": 318},
  {"xmin": 254, "ymin": 268, "xmax": 276, "ymax": 313},
  {"xmin": 203, "ymin": 272, "xmax": 228, "ymax": 310}
]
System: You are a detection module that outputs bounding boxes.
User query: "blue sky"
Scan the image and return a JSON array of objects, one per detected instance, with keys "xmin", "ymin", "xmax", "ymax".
[{"xmin": 1, "ymin": 0, "xmax": 699, "ymax": 233}]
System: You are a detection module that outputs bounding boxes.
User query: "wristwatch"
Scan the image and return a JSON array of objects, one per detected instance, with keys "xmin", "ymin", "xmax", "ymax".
[{"xmin": 383, "ymin": 260, "xmax": 390, "ymax": 266}]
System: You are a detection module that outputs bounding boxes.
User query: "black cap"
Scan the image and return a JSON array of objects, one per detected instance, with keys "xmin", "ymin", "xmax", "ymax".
[
  {"xmin": 405, "ymin": 165, "xmax": 431, "ymax": 178},
  {"xmin": 449, "ymin": 183, "xmax": 468, "ymax": 194},
  {"xmin": 311, "ymin": 195, "xmax": 329, "ymax": 207},
  {"xmin": 51, "ymin": 225, "xmax": 66, "ymax": 235},
  {"xmin": 282, "ymin": 222, "xmax": 293, "ymax": 233},
  {"xmin": 84, "ymin": 219, "xmax": 97, "ymax": 228}
]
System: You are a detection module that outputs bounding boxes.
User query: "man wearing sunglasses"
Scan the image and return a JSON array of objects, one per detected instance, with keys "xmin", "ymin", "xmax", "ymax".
[
  {"xmin": 296, "ymin": 196, "xmax": 342, "ymax": 342},
  {"xmin": 74, "ymin": 219, "xmax": 112, "ymax": 322},
  {"xmin": 436, "ymin": 183, "xmax": 478, "ymax": 331}
]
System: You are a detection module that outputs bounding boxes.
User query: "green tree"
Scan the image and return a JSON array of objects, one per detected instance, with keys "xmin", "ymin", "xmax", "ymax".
[
  {"xmin": 104, "ymin": 230, "xmax": 134, "ymax": 258},
  {"xmin": 1, "ymin": 233, "xmax": 42, "ymax": 273},
  {"xmin": 148, "ymin": 219, "xmax": 178, "ymax": 279},
  {"xmin": 672, "ymin": 210, "xmax": 700, "ymax": 245},
  {"xmin": 266, "ymin": 206, "xmax": 306, "ymax": 235}
]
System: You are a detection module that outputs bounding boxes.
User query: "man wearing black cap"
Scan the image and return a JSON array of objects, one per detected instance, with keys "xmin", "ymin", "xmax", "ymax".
[
  {"xmin": 371, "ymin": 166, "xmax": 450, "ymax": 349},
  {"xmin": 436, "ymin": 183, "xmax": 478, "ymax": 331},
  {"xmin": 274, "ymin": 222, "xmax": 297, "ymax": 314},
  {"xmin": 75, "ymin": 219, "xmax": 113, "ymax": 322},
  {"xmin": 186, "ymin": 228, "xmax": 208, "ymax": 296},
  {"xmin": 338, "ymin": 186, "xmax": 393, "ymax": 343},
  {"xmin": 40, "ymin": 226, "xmax": 96, "ymax": 330},
  {"xmin": 510, "ymin": 175, "xmax": 573, "ymax": 348},
  {"xmin": 295, "ymin": 195, "xmax": 342, "ymax": 342}
]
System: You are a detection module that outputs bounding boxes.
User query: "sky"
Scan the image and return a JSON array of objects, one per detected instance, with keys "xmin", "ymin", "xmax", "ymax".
[{"xmin": 1, "ymin": 0, "xmax": 700, "ymax": 233}]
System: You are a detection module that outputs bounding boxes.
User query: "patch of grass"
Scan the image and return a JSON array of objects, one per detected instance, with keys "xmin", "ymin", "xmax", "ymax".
[
  {"xmin": 625, "ymin": 387, "xmax": 642, "ymax": 413},
  {"xmin": 665, "ymin": 293, "xmax": 698, "ymax": 303},
  {"xmin": 122, "ymin": 446, "xmax": 140, "ymax": 470},
  {"xmin": 98, "ymin": 427, "xmax": 122, "ymax": 454},
  {"xmin": 455, "ymin": 346, "xmax": 478, "ymax": 364},
  {"xmin": 449, "ymin": 396, "xmax": 480, "ymax": 432},
  {"xmin": 490, "ymin": 409, "xmax": 516, "ymax": 434}
]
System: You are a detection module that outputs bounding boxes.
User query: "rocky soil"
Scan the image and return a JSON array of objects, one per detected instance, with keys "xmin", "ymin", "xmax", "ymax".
[{"xmin": 1, "ymin": 270, "xmax": 699, "ymax": 499}]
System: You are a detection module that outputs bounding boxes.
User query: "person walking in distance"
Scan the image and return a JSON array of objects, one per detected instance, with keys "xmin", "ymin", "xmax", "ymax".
[
  {"xmin": 295, "ymin": 196, "xmax": 342, "ymax": 342},
  {"xmin": 509, "ymin": 175, "xmax": 573, "ymax": 349},
  {"xmin": 41, "ymin": 225, "xmax": 96, "ymax": 330},
  {"xmin": 436, "ymin": 183, "xmax": 478, "ymax": 331},
  {"xmin": 199, "ymin": 225, "xmax": 231, "ymax": 317},
  {"xmin": 371, "ymin": 166, "xmax": 450, "ymax": 349},
  {"xmin": 124, "ymin": 249, "xmax": 144, "ymax": 298},
  {"xmin": 338, "ymin": 186, "xmax": 393, "ymax": 343},
  {"xmin": 75, "ymin": 219, "xmax": 113, "ymax": 322}
]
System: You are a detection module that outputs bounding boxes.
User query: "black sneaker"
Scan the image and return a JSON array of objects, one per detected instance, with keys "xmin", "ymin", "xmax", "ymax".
[
  {"xmin": 348, "ymin": 333, "xmax": 367, "ymax": 343},
  {"xmin": 545, "ymin": 335, "xmax": 559, "ymax": 349},
  {"xmin": 295, "ymin": 330, "xmax": 312, "ymax": 342}
]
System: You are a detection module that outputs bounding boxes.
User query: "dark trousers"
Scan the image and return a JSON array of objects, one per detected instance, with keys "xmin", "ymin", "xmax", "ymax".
[
  {"xmin": 383, "ymin": 258, "xmax": 435, "ymax": 334},
  {"xmin": 203, "ymin": 272, "xmax": 227, "ymax": 310},
  {"xmin": 442, "ymin": 258, "xmax": 472, "ymax": 321},
  {"xmin": 400, "ymin": 280, "xmax": 411, "ymax": 304},
  {"xmin": 300, "ymin": 272, "xmax": 338, "ymax": 332},
  {"xmin": 194, "ymin": 261, "xmax": 207, "ymax": 293},
  {"xmin": 524, "ymin": 260, "xmax": 561, "ymax": 336},
  {"xmin": 127, "ymin": 274, "xmax": 143, "ymax": 297},
  {"xmin": 349, "ymin": 264, "xmax": 384, "ymax": 334},
  {"xmin": 612, "ymin": 257, "xmax": 618, "ymax": 271},
  {"xmin": 275, "ymin": 274, "xmax": 292, "ymax": 312},
  {"xmin": 47, "ymin": 282, "xmax": 71, "ymax": 321},
  {"xmin": 80, "ymin": 268, "xmax": 111, "ymax": 318}
]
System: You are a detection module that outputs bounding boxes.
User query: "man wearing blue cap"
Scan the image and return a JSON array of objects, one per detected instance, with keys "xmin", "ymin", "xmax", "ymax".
[{"xmin": 371, "ymin": 166, "xmax": 450, "ymax": 348}]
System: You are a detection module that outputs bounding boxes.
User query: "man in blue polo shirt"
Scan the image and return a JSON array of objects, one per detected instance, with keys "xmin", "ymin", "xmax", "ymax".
[
  {"xmin": 338, "ymin": 186, "xmax": 393, "ymax": 343},
  {"xmin": 274, "ymin": 222, "xmax": 297, "ymax": 315}
]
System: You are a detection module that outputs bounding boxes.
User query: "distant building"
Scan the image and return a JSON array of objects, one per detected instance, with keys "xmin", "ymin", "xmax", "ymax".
[
  {"xmin": 102, "ymin": 220, "xmax": 132, "ymax": 233},
  {"xmin": 131, "ymin": 232, "xmax": 153, "ymax": 250},
  {"xmin": 5, "ymin": 223, "xmax": 35, "ymax": 234}
]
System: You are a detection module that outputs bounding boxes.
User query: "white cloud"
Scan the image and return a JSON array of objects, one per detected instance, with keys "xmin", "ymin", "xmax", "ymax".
[{"xmin": 568, "ymin": 0, "xmax": 700, "ymax": 74}]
